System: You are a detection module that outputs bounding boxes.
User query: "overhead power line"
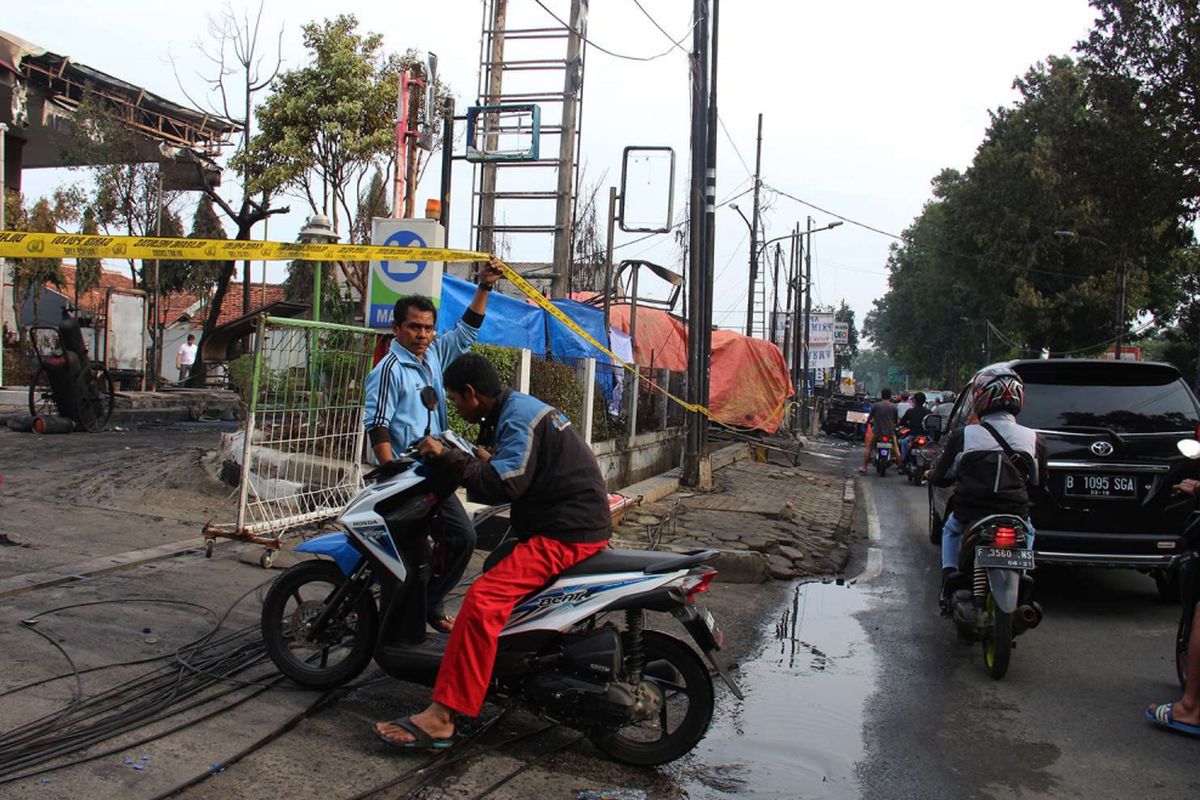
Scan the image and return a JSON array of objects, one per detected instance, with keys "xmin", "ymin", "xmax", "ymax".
[
  {"xmin": 763, "ymin": 183, "xmax": 1102, "ymax": 281},
  {"xmin": 628, "ymin": 0, "xmax": 691, "ymax": 55},
  {"xmin": 532, "ymin": 0, "xmax": 694, "ymax": 62}
]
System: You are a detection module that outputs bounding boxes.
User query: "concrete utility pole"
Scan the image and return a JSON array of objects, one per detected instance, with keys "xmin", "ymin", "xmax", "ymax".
[
  {"xmin": 700, "ymin": 0, "xmax": 720, "ymax": 459},
  {"xmin": 550, "ymin": 0, "xmax": 587, "ymax": 298},
  {"xmin": 801, "ymin": 215, "xmax": 813, "ymax": 432},
  {"xmin": 683, "ymin": 0, "xmax": 710, "ymax": 487},
  {"xmin": 1114, "ymin": 260, "xmax": 1128, "ymax": 356},
  {"xmin": 745, "ymin": 113, "xmax": 763, "ymax": 337}
]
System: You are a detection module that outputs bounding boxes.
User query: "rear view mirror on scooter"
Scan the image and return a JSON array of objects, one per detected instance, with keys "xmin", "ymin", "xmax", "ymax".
[
  {"xmin": 1178, "ymin": 439, "xmax": 1200, "ymax": 459},
  {"xmin": 420, "ymin": 386, "xmax": 438, "ymax": 437}
]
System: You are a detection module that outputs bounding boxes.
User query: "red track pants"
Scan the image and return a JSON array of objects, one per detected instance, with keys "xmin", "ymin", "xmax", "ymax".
[{"xmin": 432, "ymin": 535, "xmax": 608, "ymax": 716}]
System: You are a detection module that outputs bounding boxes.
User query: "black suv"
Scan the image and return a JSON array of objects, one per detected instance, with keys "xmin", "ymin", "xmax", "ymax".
[{"xmin": 928, "ymin": 359, "xmax": 1200, "ymax": 598}]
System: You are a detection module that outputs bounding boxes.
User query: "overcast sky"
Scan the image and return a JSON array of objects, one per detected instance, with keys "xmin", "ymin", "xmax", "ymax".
[{"xmin": 9, "ymin": 0, "xmax": 1100, "ymax": 335}]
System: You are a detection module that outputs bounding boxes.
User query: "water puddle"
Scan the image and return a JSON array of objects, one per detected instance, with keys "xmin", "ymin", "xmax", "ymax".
[{"xmin": 676, "ymin": 579, "xmax": 877, "ymax": 798}]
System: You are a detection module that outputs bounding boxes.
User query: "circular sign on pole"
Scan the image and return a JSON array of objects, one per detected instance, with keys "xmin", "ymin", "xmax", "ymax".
[{"xmin": 377, "ymin": 230, "xmax": 428, "ymax": 293}]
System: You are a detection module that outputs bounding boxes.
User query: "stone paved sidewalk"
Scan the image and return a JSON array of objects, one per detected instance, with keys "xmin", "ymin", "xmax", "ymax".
[{"xmin": 612, "ymin": 459, "xmax": 856, "ymax": 581}]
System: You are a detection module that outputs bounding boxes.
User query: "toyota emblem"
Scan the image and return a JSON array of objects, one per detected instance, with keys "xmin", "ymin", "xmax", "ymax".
[{"xmin": 1090, "ymin": 441, "xmax": 1114, "ymax": 456}]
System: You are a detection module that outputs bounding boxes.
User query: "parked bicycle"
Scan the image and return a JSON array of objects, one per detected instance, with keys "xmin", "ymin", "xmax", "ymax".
[{"xmin": 27, "ymin": 306, "xmax": 114, "ymax": 432}]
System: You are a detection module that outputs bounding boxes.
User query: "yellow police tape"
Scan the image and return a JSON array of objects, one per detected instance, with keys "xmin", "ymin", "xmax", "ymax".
[{"xmin": 0, "ymin": 230, "xmax": 715, "ymax": 418}]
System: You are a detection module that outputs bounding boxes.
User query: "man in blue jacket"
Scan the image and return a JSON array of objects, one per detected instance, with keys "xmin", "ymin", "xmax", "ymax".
[
  {"xmin": 374, "ymin": 353, "xmax": 611, "ymax": 750},
  {"xmin": 363, "ymin": 260, "xmax": 503, "ymax": 632}
]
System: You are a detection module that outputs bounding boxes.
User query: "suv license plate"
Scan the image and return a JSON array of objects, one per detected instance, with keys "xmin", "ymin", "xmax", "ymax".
[
  {"xmin": 1064, "ymin": 473, "xmax": 1137, "ymax": 499},
  {"xmin": 976, "ymin": 546, "xmax": 1035, "ymax": 570}
]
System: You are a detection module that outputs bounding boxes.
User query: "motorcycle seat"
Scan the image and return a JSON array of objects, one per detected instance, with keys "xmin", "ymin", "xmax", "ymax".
[{"xmin": 558, "ymin": 548, "xmax": 715, "ymax": 577}]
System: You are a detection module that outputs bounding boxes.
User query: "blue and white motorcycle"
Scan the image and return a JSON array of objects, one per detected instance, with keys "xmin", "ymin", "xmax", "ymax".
[{"xmin": 261, "ymin": 389, "xmax": 740, "ymax": 765}]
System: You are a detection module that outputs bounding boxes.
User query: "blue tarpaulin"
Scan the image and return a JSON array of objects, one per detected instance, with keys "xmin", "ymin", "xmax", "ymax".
[
  {"xmin": 438, "ymin": 275, "xmax": 546, "ymax": 352},
  {"xmin": 438, "ymin": 276, "xmax": 610, "ymax": 359},
  {"xmin": 547, "ymin": 299, "xmax": 610, "ymax": 361}
]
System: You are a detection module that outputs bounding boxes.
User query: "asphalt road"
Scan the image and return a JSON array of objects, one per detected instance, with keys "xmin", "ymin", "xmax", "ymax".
[{"xmin": 855, "ymin": 450, "xmax": 1198, "ymax": 800}]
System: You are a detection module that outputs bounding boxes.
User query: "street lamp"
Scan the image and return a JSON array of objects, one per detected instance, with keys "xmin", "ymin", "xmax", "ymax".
[
  {"xmin": 1054, "ymin": 229, "xmax": 1126, "ymax": 355},
  {"xmin": 298, "ymin": 214, "xmax": 340, "ymax": 324}
]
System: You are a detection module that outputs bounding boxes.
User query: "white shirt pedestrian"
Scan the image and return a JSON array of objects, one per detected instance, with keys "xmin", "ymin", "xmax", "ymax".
[{"xmin": 177, "ymin": 337, "xmax": 198, "ymax": 382}]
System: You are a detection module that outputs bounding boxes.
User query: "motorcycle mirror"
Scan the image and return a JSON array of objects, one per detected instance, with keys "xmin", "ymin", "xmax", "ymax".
[
  {"xmin": 1177, "ymin": 439, "xmax": 1200, "ymax": 460},
  {"xmin": 420, "ymin": 385, "xmax": 438, "ymax": 438}
]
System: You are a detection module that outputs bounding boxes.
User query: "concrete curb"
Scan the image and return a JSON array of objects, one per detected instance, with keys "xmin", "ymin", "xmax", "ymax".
[
  {"xmin": 0, "ymin": 538, "xmax": 207, "ymax": 599},
  {"xmin": 613, "ymin": 443, "xmax": 750, "ymax": 506}
]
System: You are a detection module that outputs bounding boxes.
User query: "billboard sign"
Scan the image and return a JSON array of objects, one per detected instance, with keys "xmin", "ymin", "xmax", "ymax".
[{"xmin": 366, "ymin": 218, "xmax": 446, "ymax": 330}]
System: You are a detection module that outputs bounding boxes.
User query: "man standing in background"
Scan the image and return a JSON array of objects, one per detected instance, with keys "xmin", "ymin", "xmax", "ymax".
[{"xmin": 176, "ymin": 334, "xmax": 197, "ymax": 383}]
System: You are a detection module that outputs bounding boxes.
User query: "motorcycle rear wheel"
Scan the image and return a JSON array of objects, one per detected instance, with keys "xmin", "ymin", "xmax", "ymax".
[
  {"xmin": 982, "ymin": 593, "xmax": 1012, "ymax": 680},
  {"xmin": 262, "ymin": 560, "xmax": 378, "ymax": 689},
  {"xmin": 589, "ymin": 631, "xmax": 714, "ymax": 766}
]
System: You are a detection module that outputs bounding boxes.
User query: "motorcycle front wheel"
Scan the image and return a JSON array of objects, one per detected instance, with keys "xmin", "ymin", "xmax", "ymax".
[
  {"xmin": 982, "ymin": 593, "xmax": 1012, "ymax": 680},
  {"xmin": 589, "ymin": 631, "xmax": 714, "ymax": 766},
  {"xmin": 262, "ymin": 559, "xmax": 378, "ymax": 689}
]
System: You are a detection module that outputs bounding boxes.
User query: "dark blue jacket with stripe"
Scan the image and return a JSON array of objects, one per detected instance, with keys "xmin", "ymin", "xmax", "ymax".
[{"xmin": 440, "ymin": 389, "xmax": 612, "ymax": 544}]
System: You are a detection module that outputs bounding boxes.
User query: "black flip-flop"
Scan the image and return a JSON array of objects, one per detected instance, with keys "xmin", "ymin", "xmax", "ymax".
[{"xmin": 374, "ymin": 717, "xmax": 456, "ymax": 751}]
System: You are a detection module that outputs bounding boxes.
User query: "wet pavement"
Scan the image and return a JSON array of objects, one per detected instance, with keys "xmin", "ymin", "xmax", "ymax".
[{"xmin": 677, "ymin": 579, "xmax": 876, "ymax": 799}]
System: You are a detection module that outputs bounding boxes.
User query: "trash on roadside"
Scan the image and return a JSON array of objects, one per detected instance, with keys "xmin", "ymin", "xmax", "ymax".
[
  {"xmin": 577, "ymin": 791, "xmax": 647, "ymax": 800},
  {"xmin": 140, "ymin": 755, "xmax": 150, "ymax": 761},
  {"xmin": 133, "ymin": 764, "xmax": 144, "ymax": 771}
]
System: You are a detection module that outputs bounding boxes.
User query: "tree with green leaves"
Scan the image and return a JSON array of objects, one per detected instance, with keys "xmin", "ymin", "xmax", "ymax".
[
  {"xmin": 74, "ymin": 207, "xmax": 102, "ymax": 310},
  {"xmin": 868, "ymin": 55, "xmax": 1196, "ymax": 385},
  {"xmin": 244, "ymin": 14, "xmax": 402, "ymax": 238},
  {"xmin": 1080, "ymin": 0, "xmax": 1200, "ymax": 387},
  {"xmin": 8, "ymin": 188, "xmax": 85, "ymax": 329}
]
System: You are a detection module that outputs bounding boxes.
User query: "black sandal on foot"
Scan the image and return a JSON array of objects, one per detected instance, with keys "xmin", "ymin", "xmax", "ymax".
[{"xmin": 374, "ymin": 717, "xmax": 456, "ymax": 751}]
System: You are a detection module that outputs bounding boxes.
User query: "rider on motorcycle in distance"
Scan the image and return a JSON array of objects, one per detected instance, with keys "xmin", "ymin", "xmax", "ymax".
[
  {"xmin": 374, "ymin": 353, "xmax": 612, "ymax": 750},
  {"xmin": 926, "ymin": 367, "xmax": 1047, "ymax": 608}
]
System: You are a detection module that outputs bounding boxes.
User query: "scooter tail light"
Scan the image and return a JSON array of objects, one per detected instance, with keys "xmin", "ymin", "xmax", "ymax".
[
  {"xmin": 880, "ymin": 435, "xmax": 891, "ymax": 443},
  {"xmin": 683, "ymin": 570, "xmax": 718, "ymax": 603},
  {"xmin": 993, "ymin": 527, "xmax": 1018, "ymax": 548}
]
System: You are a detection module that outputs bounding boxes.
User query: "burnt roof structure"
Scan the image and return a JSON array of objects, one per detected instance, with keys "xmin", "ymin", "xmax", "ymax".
[{"xmin": 0, "ymin": 28, "xmax": 241, "ymax": 191}]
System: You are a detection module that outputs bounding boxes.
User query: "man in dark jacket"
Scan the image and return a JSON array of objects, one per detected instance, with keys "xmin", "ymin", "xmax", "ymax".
[
  {"xmin": 374, "ymin": 354, "xmax": 611, "ymax": 749},
  {"xmin": 927, "ymin": 367, "xmax": 1046, "ymax": 605}
]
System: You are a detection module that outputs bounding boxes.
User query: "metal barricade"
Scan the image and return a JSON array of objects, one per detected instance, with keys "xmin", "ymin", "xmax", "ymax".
[{"xmin": 203, "ymin": 316, "xmax": 375, "ymax": 567}]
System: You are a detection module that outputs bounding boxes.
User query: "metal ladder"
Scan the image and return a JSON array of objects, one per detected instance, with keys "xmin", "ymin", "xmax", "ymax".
[{"xmin": 470, "ymin": 0, "xmax": 589, "ymax": 295}]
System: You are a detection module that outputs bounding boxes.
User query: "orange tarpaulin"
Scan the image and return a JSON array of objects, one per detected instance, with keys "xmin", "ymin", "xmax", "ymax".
[
  {"xmin": 709, "ymin": 331, "xmax": 795, "ymax": 432},
  {"xmin": 609, "ymin": 304, "xmax": 794, "ymax": 433},
  {"xmin": 608, "ymin": 305, "xmax": 689, "ymax": 371}
]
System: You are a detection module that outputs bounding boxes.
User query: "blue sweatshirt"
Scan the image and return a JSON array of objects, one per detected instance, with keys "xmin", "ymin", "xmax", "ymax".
[{"xmin": 364, "ymin": 312, "xmax": 481, "ymax": 456}]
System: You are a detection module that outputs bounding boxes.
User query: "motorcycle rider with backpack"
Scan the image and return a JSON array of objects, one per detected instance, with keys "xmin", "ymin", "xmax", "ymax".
[{"xmin": 927, "ymin": 367, "xmax": 1046, "ymax": 608}]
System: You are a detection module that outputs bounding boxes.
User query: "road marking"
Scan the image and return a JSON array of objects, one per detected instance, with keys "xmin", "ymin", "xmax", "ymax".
[
  {"xmin": 860, "ymin": 479, "xmax": 881, "ymax": 542},
  {"xmin": 858, "ymin": 547, "xmax": 883, "ymax": 583},
  {"xmin": 850, "ymin": 478, "xmax": 885, "ymax": 584}
]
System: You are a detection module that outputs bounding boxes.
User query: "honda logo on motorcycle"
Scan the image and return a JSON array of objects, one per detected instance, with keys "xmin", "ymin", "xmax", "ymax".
[{"xmin": 1090, "ymin": 441, "xmax": 1114, "ymax": 456}]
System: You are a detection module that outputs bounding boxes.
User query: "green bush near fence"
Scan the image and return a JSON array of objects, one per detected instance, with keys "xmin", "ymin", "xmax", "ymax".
[{"xmin": 530, "ymin": 356, "xmax": 584, "ymax": 427}]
